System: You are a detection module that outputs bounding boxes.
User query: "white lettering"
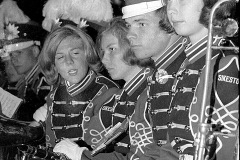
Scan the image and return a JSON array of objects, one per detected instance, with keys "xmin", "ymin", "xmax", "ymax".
[
  {"xmin": 102, "ymin": 106, "xmax": 113, "ymax": 112},
  {"xmin": 218, "ymin": 75, "xmax": 239, "ymax": 84}
]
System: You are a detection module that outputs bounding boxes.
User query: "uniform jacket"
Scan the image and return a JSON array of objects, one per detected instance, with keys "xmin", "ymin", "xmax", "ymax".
[
  {"xmin": 45, "ymin": 69, "xmax": 118, "ymax": 148},
  {"xmin": 83, "ymin": 67, "xmax": 152, "ymax": 155},
  {"xmin": 87, "ymin": 36, "xmax": 189, "ymax": 160},
  {"xmin": 144, "ymin": 35, "xmax": 238, "ymax": 160}
]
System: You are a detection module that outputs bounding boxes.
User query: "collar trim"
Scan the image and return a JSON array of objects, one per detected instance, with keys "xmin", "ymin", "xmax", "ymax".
[{"xmin": 66, "ymin": 70, "xmax": 96, "ymax": 96}]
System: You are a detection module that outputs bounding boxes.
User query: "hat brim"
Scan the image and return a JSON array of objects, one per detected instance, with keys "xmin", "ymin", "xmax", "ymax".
[{"xmin": 122, "ymin": 0, "xmax": 165, "ymax": 19}]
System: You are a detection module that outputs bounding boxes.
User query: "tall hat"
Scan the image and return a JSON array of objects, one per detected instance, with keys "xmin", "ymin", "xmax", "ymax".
[
  {"xmin": 42, "ymin": 0, "xmax": 113, "ymax": 32},
  {"xmin": 122, "ymin": 0, "xmax": 166, "ymax": 19},
  {"xmin": 0, "ymin": 0, "xmax": 47, "ymax": 60}
]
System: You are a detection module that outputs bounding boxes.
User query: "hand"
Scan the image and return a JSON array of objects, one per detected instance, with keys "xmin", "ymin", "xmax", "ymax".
[
  {"xmin": 33, "ymin": 103, "xmax": 47, "ymax": 122},
  {"xmin": 53, "ymin": 139, "xmax": 88, "ymax": 160}
]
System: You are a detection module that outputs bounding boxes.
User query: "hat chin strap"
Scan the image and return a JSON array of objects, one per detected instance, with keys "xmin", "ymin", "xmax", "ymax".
[
  {"xmin": 0, "ymin": 40, "xmax": 40, "ymax": 58},
  {"xmin": 122, "ymin": 0, "xmax": 165, "ymax": 19}
]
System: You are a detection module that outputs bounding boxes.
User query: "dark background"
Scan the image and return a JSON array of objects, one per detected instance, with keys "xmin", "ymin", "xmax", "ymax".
[
  {"xmin": 1, "ymin": 0, "xmax": 238, "ymax": 45},
  {"xmin": 11, "ymin": 0, "xmax": 239, "ymax": 45}
]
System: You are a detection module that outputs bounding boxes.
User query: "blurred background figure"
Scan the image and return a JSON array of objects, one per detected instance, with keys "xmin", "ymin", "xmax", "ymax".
[
  {"xmin": 0, "ymin": 0, "xmax": 50, "ymax": 121},
  {"xmin": 0, "ymin": 19, "xmax": 50, "ymax": 122},
  {"xmin": 0, "ymin": 0, "xmax": 51, "ymax": 159}
]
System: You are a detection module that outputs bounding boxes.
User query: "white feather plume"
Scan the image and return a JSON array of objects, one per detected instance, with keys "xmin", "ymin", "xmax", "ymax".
[
  {"xmin": 0, "ymin": 0, "xmax": 30, "ymax": 39},
  {"xmin": 42, "ymin": 0, "xmax": 113, "ymax": 31}
]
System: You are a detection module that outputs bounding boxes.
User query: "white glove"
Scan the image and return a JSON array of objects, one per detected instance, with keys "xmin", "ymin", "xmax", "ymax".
[
  {"xmin": 53, "ymin": 139, "xmax": 88, "ymax": 160},
  {"xmin": 33, "ymin": 103, "xmax": 47, "ymax": 122}
]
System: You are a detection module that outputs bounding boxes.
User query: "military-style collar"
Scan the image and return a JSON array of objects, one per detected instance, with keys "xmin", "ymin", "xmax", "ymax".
[
  {"xmin": 123, "ymin": 36, "xmax": 189, "ymax": 98},
  {"xmin": 185, "ymin": 35, "xmax": 225, "ymax": 63},
  {"xmin": 124, "ymin": 67, "xmax": 152, "ymax": 97},
  {"xmin": 65, "ymin": 69, "xmax": 96, "ymax": 96},
  {"xmin": 155, "ymin": 36, "xmax": 189, "ymax": 69}
]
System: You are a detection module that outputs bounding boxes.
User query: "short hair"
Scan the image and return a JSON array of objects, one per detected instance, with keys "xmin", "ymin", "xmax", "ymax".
[
  {"xmin": 199, "ymin": 0, "xmax": 236, "ymax": 29},
  {"xmin": 39, "ymin": 24, "xmax": 101, "ymax": 85},
  {"xmin": 96, "ymin": 16, "xmax": 154, "ymax": 68}
]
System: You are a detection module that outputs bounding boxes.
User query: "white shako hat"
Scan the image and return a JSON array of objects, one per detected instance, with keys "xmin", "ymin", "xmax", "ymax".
[{"xmin": 122, "ymin": 0, "xmax": 166, "ymax": 19}]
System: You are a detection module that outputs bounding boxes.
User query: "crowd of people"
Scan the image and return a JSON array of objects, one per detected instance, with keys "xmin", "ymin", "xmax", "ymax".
[{"xmin": 0, "ymin": 0, "xmax": 238, "ymax": 160}]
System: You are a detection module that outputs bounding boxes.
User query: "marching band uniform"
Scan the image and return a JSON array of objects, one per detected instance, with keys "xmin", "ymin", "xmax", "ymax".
[
  {"xmin": 82, "ymin": 36, "xmax": 189, "ymax": 160},
  {"xmin": 83, "ymin": 67, "xmax": 153, "ymax": 154},
  {"xmin": 44, "ymin": 69, "xmax": 118, "ymax": 148},
  {"xmin": 146, "ymin": 35, "xmax": 238, "ymax": 160}
]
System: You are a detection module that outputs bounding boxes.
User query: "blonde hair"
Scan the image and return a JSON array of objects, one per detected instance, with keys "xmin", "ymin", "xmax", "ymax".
[{"xmin": 39, "ymin": 24, "xmax": 101, "ymax": 84}]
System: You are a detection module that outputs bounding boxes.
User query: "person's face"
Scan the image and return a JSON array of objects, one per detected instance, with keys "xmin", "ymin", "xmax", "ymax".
[
  {"xmin": 167, "ymin": 0, "xmax": 206, "ymax": 43},
  {"xmin": 101, "ymin": 33, "xmax": 133, "ymax": 81},
  {"xmin": 55, "ymin": 37, "xmax": 88, "ymax": 85},
  {"xmin": 125, "ymin": 11, "xmax": 171, "ymax": 60},
  {"xmin": 4, "ymin": 59, "xmax": 23, "ymax": 83},
  {"xmin": 10, "ymin": 47, "xmax": 38, "ymax": 75}
]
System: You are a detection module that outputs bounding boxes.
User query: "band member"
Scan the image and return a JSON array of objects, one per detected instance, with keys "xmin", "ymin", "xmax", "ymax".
[
  {"xmin": 0, "ymin": 19, "xmax": 50, "ymax": 160},
  {"xmin": 164, "ymin": 0, "xmax": 239, "ymax": 159},
  {"xmin": 0, "ymin": 0, "xmax": 50, "ymax": 122},
  {"xmin": 0, "ymin": 22, "xmax": 50, "ymax": 122},
  {"xmin": 33, "ymin": 24, "xmax": 118, "ymax": 152},
  {"xmin": 0, "ymin": 1, "xmax": 51, "ymax": 159}
]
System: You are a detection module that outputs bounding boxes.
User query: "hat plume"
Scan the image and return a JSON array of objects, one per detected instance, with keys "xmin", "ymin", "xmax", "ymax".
[
  {"xmin": 42, "ymin": 0, "xmax": 113, "ymax": 31},
  {"xmin": 0, "ymin": 0, "xmax": 30, "ymax": 39}
]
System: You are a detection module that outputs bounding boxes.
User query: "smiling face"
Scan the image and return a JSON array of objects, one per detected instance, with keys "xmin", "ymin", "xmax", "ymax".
[
  {"xmin": 167, "ymin": 0, "xmax": 207, "ymax": 44},
  {"xmin": 125, "ymin": 11, "xmax": 171, "ymax": 60},
  {"xmin": 55, "ymin": 36, "xmax": 88, "ymax": 85},
  {"xmin": 101, "ymin": 33, "xmax": 135, "ymax": 81}
]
